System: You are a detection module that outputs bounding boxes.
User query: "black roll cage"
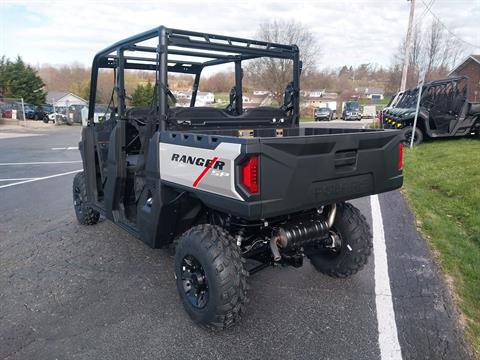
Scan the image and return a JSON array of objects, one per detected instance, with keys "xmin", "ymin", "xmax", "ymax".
[{"xmin": 88, "ymin": 26, "xmax": 301, "ymax": 130}]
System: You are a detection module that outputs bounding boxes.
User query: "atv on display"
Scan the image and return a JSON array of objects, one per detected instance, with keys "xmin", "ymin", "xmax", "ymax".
[
  {"xmin": 74, "ymin": 26, "xmax": 403, "ymax": 329},
  {"xmin": 382, "ymin": 77, "xmax": 480, "ymax": 144}
]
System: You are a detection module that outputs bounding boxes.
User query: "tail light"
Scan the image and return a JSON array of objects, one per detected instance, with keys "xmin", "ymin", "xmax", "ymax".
[
  {"xmin": 241, "ymin": 155, "xmax": 259, "ymax": 194},
  {"xmin": 398, "ymin": 143, "xmax": 403, "ymax": 171}
]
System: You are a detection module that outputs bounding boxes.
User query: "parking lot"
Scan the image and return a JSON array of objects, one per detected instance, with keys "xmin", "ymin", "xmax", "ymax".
[{"xmin": 0, "ymin": 125, "xmax": 471, "ymax": 359}]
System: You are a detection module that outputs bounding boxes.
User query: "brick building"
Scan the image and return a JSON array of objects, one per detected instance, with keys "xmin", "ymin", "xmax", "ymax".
[{"xmin": 449, "ymin": 55, "xmax": 480, "ymax": 102}]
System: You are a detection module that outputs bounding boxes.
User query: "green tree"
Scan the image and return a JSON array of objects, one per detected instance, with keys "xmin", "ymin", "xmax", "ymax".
[
  {"xmin": 70, "ymin": 79, "xmax": 90, "ymax": 101},
  {"xmin": 131, "ymin": 81, "xmax": 154, "ymax": 106},
  {"xmin": 0, "ymin": 56, "xmax": 7, "ymax": 97},
  {"xmin": 0, "ymin": 56, "xmax": 46, "ymax": 104}
]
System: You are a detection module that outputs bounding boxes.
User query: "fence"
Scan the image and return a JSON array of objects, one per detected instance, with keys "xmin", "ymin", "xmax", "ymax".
[
  {"xmin": 0, "ymin": 98, "xmax": 87, "ymax": 127},
  {"xmin": 0, "ymin": 98, "xmax": 28, "ymax": 125}
]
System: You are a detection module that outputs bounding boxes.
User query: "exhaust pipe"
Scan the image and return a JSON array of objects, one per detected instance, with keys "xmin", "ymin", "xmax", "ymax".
[
  {"xmin": 327, "ymin": 204, "xmax": 337, "ymax": 228},
  {"xmin": 269, "ymin": 204, "xmax": 337, "ymax": 262},
  {"xmin": 269, "ymin": 228, "xmax": 288, "ymax": 262}
]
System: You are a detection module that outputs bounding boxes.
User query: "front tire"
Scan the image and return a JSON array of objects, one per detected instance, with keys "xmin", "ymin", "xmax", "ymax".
[
  {"xmin": 402, "ymin": 126, "xmax": 423, "ymax": 145},
  {"xmin": 174, "ymin": 225, "xmax": 248, "ymax": 330},
  {"xmin": 73, "ymin": 172, "xmax": 100, "ymax": 225},
  {"xmin": 307, "ymin": 202, "xmax": 372, "ymax": 278}
]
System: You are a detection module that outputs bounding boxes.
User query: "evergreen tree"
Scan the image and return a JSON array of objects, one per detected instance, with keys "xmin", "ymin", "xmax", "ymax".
[
  {"xmin": 131, "ymin": 81, "xmax": 154, "ymax": 106},
  {"xmin": 0, "ymin": 56, "xmax": 46, "ymax": 105}
]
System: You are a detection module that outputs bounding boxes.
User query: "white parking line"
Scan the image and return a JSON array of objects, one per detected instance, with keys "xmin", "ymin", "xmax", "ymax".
[
  {"xmin": 51, "ymin": 146, "xmax": 78, "ymax": 150},
  {"xmin": 371, "ymin": 195, "xmax": 402, "ymax": 360},
  {"xmin": 0, "ymin": 133, "xmax": 43, "ymax": 139},
  {"xmin": 0, "ymin": 178, "xmax": 37, "ymax": 181},
  {"xmin": 0, "ymin": 169, "xmax": 82, "ymax": 189},
  {"xmin": 0, "ymin": 161, "xmax": 82, "ymax": 166}
]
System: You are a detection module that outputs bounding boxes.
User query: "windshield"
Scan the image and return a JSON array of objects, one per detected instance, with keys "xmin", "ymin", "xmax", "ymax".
[
  {"xmin": 387, "ymin": 93, "xmax": 401, "ymax": 107},
  {"xmin": 345, "ymin": 102, "xmax": 359, "ymax": 111}
]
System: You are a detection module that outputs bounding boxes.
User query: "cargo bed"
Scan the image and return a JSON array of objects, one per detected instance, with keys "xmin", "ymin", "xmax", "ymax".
[{"xmin": 159, "ymin": 127, "xmax": 403, "ymax": 220}]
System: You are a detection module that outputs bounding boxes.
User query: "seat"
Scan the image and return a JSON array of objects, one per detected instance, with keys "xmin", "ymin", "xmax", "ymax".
[
  {"xmin": 469, "ymin": 103, "xmax": 480, "ymax": 115},
  {"xmin": 126, "ymin": 107, "xmax": 153, "ymax": 123},
  {"xmin": 240, "ymin": 107, "xmax": 287, "ymax": 121},
  {"xmin": 432, "ymin": 114, "xmax": 455, "ymax": 133},
  {"xmin": 225, "ymin": 86, "xmax": 237, "ymax": 115},
  {"xmin": 168, "ymin": 107, "xmax": 229, "ymax": 121}
]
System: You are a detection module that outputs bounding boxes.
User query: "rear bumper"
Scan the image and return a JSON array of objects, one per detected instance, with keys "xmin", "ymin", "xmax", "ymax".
[{"xmin": 191, "ymin": 171, "xmax": 403, "ymax": 221}]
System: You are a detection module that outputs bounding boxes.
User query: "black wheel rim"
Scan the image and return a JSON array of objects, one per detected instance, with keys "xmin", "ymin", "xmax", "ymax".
[
  {"xmin": 73, "ymin": 186, "xmax": 83, "ymax": 215},
  {"xmin": 181, "ymin": 255, "xmax": 209, "ymax": 309},
  {"xmin": 404, "ymin": 129, "xmax": 418, "ymax": 145}
]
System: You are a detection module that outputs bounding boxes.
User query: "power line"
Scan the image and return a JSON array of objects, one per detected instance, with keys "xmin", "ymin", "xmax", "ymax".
[
  {"xmin": 415, "ymin": 0, "xmax": 435, "ymax": 26},
  {"xmin": 420, "ymin": 0, "xmax": 480, "ymax": 49}
]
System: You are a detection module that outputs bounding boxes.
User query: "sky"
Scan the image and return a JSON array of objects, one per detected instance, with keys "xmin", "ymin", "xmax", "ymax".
[{"xmin": 1, "ymin": 0, "xmax": 479, "ymax": 70}]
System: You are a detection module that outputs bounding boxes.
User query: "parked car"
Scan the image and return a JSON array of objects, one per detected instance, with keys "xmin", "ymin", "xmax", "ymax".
[
  {"xmin": 314, "ymin": 107, "xmax": 334, "ymax": 121},
  {"xmin": 24, "ymin": 104, "xmax": 36, "ymax": 119},
  {"xmin": 342, "ymin": 101, "xmax": 361, "ymax": 121},
  {"xmin": 1, "ymin": 103, "xmax": 13, "ymax": 118},
  {"xmin": 45, "ymin": 112, "xmax": 68, "ymax": 123},
  {"xmin": 0, "ymin": 102, "xmax": 23, "ymax": 119},
  {"xmin": 34, "ymin": 104, "xmax": 54, "ymax": 120}
]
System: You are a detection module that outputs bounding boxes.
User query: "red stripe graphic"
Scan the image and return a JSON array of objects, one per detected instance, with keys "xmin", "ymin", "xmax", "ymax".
[{"xmin": 192, "ymin": 156, "xmax": 218, "ymax": 188}]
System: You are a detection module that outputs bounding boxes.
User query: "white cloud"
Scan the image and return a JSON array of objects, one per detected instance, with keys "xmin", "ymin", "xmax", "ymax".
[{"xmin": 1, "ymin": 0, "xmax": 479, "ymax": 68}]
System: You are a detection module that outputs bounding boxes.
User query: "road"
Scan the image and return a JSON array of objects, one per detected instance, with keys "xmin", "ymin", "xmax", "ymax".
[{"xmin": 0, "ymin": 125, "xmax": 472, "ymax": 359}]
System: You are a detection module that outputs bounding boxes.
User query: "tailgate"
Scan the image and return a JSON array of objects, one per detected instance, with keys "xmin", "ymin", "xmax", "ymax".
[{"xmin": 256, "ymin": 129, "xmax": 403, "ymax": 218}]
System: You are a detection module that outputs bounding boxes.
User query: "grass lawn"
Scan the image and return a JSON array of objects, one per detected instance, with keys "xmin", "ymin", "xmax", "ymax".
[
  {"xmin": 214, "ymin": 92, "xmax": 229, "ymax": 103},
  {"xmin": 402, "ymin": 138, "xmax": 480, "ymax": 355},
  {"xmin": 300, "ymin": 116, "xmax": 313, "ymax": 122}
]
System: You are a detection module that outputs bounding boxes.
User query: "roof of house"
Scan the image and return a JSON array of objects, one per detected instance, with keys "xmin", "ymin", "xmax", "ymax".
[
  {"xmin": 448, "ymin": 54, "xmax": 480, "ymax": 75},
  {"xmin": 46, "ymin": 91, "xmax": 87, "ymax": 104}
]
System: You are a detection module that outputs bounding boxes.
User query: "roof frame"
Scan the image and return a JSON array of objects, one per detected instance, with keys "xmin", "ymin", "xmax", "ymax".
[
  {"xmin": 88, "ymin": 26, "xmax": 301, "ymax": 128},
  {"xmin": 93, "ymin": 26, "xmax": 298, "ymax": 72}
]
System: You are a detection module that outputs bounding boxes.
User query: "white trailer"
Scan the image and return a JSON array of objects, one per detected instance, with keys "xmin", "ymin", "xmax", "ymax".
[
  {"xmin": 362, "ymin": 105, "xmax": 377, "ymax": 118},
  {"xmin": 317, "ymin": 101, "xmax": 337, "ymax": 110}
]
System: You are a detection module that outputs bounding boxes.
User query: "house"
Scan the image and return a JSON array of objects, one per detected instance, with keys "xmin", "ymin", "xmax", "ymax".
[
  {"xmin": 196, "ymin": 92, "xmax": 215, "ymax": 104},
  {"xmin": 354, "ymin": 87, "xmax": 384, "ymax": 101},
  {"xmin": 253, "ymin": 90, "xmax": 270, "ymax": 96},
  {"xmin": 242, "ymin": 93, "xmax": 270, "ymax": 108},
  {"xmin": 448, "ymin": 55, "xmax": 480, "ymax": 102},
  {"xmin": 172, "ymin": 91, "xmax": 214, "ymax": 106},
  {"xmin": 302, "ymin": 91, "xmax": 338, "ymax": 108},
  {"xmin": 304, "ymin": 89, "xmax": 325, "ymax": 98},
  {"xmin": 46, "ymin": 91, "xmax": 88, "ymax": 107}
]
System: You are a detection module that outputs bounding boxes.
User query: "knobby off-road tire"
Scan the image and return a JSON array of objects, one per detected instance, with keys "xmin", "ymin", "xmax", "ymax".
[
  {"xmin": 174, "ymin": 224, "xmax": 248, "ymax": 330},
  {"xmin": 73, "ymin": 172, "xmax": 100, "ymax": 225},
  {"xmin": 307, "ymin": 202, "xmax": 372, "ymax": 278},
  {"xmin": 402, "ymin": 126, "xmax": 423, "ymax": 145}
]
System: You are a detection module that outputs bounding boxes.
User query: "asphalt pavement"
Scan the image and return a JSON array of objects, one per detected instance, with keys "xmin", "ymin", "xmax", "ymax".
[{"xmin": 0, "ymin": 125, "xmax": 472, "ymax": 359}]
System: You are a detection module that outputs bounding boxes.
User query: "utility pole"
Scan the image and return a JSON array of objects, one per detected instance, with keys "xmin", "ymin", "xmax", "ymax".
[{"xmin": 400, "ymin": 0, "xmax": 415, "ymax": 91}]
